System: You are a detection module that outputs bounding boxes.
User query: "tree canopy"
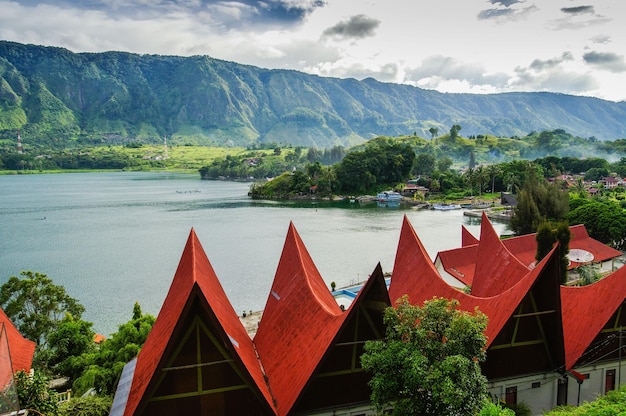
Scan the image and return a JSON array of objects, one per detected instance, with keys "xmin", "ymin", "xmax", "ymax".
[
  {"xmin": 361, "ymin": 296, "xmax": 488, "ymax": 416},
  {"xmin": 0, "ymin": 271, "xmax": 85, "ymax": 348}
]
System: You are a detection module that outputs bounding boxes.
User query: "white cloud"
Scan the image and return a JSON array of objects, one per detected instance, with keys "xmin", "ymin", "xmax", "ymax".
[{"xmin": 0, "ymin": 0, "xmax": 624, "ymax": 101}]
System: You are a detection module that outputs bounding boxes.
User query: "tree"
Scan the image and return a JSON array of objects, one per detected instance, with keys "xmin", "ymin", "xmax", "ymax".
[
  {"xmin": 414, "ymin": 153, "xmax": 436, "ymax": 176},
  {"xmin": 429, "ymin": 127, "xmax": 439, "ymax": 141},
  {"xmin": 361, "ymin": 296, "xmax": 488, "ymax": 416},
  {"xmin": 73, "ymin": 302, "xmax": 155, "ymax": 396},
  {"xmin": 437, "ymin": 156, "xmax": 453, "ymax": 173},
  {"xmin": 535, "ymin": 222, "xmax": 556, "ymax": 264},
  {"xmin": 45, "ymin": 313, "xmax": 96, "ymax": 381},
  {"xmin": 58, "ymin": 395, "xmax": 112, "ymax": 416},
  {"xmin": 15, "ymin": 370, "xmax": 59, "ymax": 416},
  {"xmin": 0, "ymin": 271, "xmax": 85, "ymax": 347},
  {"xmin": 450, "ymin": 124, "xmax": 462, "ymax": 139}
]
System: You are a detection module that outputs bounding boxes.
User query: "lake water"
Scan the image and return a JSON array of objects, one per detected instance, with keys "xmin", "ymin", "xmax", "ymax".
[{"xmin": 0, "ymin": 172, "xmax": 509, "ymax": 336}]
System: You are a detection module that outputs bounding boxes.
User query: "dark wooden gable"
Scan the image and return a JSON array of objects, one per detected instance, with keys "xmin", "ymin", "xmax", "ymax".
[
  {"xmin": 138, "ymin": 294, "xmax": 274, "ymax": 416},
  {"xmin": 482, "ymin": 249, "xmax": 564, "ymax": 380},
  {"xmin": 292, "ymin": 264, "xmax": 390, "ymax": 414}
]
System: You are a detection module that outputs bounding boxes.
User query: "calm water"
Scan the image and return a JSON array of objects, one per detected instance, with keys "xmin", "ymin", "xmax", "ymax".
[{"xmin": 0, "ymin": 172, "xmax": 508, "ymax": 335}]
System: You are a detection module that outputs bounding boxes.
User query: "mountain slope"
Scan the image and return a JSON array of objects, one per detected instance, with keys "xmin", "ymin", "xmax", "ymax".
[{"xmin": 0, "ymin": 40, "xmax": 625, "ymax": 148}]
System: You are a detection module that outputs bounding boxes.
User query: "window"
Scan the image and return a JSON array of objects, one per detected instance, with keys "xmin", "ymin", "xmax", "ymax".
[
  {"xmin": 557, "ymin": 377, "xmax": 568, "ymax": 406},
  {"xmin": 606, "ymin": 369, "xmax": 616, "ymax": 393},
  {"xmin": 505, "ymin": 386, "xmax": 517, "ymax": 406}
]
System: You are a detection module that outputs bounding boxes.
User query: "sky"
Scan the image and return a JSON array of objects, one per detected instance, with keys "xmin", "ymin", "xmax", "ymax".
[{"xmin": 1, "ymin": 0, "xmax": 625, "ymax": 102}]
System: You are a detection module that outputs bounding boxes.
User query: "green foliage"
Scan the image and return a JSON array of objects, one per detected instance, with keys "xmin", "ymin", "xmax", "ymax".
[
  {"xmin": 0, "ymin": 271, "xmax": 85, "ymax": 347},
  {"xmin": 545, "ymin": 384, "xmax": 626, "ymax": 415},
  {"xmin": 535, "ymin": 222, "xmax": 556, "ymax": 262},
  {"xmin": 576, "ymin": 265, "xmax": 601, "ymax": 286},
  {"xmin": 361, "ymin": 296, "xmax": 488, "ymax": 416},
  {"xmin": 45, "ymin": 313, "xmax": 96, "ymax": 381},
  {"xmin": 73, "ymin": 302, "xmax": 155, "ymax": 396},
  {"xmin": 15, "ymin": 370, "xmax": 59, "ymax": 415},
  {"xmin": 335, "ymin": 139, "xmax": 415, "ymax": 194},
  {"xmin": 567, "ymin": 200, "xmax": 626, "ymax": 250},
  {"xmin": 58, "ymin": 394, "xmax": 112, "ymax": 416},
  {"xmin": 479, "ymin": 400, "xmax": 515, "ymax": 416},
  {"xmin": 510, "ymin": 166, "xmax": 569, "ymax": 235}
]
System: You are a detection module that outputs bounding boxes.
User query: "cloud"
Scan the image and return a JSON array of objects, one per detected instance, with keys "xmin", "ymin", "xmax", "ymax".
[
  {"xmin": 560, "ymin": 5, "xmax": 594, "ymax": 15},
  {"xmin": 404, "ymin": 55, "xmax": 509, "ymax": 91},
  {"xmin": 307, "ymin": 59, "xmax": 399, "ymax": 83},
  {"xmin": 322, "ymin": 14, "xmax": 380, "ymax": 40},
  {"xmin": 549, "ymin": 5, "xmax": 610, "ymax": 30},
  {"xmin": 529, "ymin": 52, "xmax": 573, "ymax": 71},
  {"xmin": 583, "ymin": 51, "xmax": 626, "ymax": 73},
  {"xmin": 590, "ymin": 34, "xmax": 611, "ymax": 44},
  {"xmin": 477, "ymin": 0, "xmax": 538, "ymax": 21},
  {"xmin": 512, "ymin": 65, "xmax": 597, "ymax": 95}
]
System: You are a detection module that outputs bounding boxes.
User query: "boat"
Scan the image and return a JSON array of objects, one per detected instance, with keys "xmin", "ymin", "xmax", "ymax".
[
  {"xmin": 377, "ymin": 190, "xmax": 401, "ymax": 202},
  {"xmin": 432, "ymin": 203, "xmax": 462, "ymax": 210}
]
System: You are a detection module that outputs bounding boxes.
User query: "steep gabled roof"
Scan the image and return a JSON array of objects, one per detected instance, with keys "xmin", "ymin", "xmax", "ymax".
[
  {"xmin": 292, "ymin": 263, "xmax": 390, "ymax": 413},
  {"xmin": 471, "ymin": 212, "xmax": 529, "ymax": 297},
  {"xmin": 436, "ymin": 245, "xmax": 478, "ymax": 286},
  {"xmin": 461, "ymin": 225, "xmax": 479, "ymax": 247},
  {"xmin": 561, "ymin": 265, "xmax": 626, "ymax": 370},
  {"xmin": 254, "ymin": 222, "xmax": 345, "ymax": 416},
  {"xmin": 121, "ymin": 229, "xmax": 275, "ymax": 416},
  {"xmin": 0, "ymin": 308, "xmax": 35, "ymax": 374},
  {"xmin": 389, "ymin": 216, "xmax": 561, "ymax": 349}
]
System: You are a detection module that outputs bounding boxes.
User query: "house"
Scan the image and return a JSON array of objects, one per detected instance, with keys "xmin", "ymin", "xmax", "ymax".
[
  {"xmin": 111, "ymin": 216, "xmax": 626, "ymax": 415},
  {"xmin": 110, "ymin": 225, "xmax": 389, "ymax": 416}
]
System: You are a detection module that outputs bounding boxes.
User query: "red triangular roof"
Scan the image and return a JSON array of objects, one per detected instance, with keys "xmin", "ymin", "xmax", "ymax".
[
  {"xmin": 123, "ymin": 229, "xmax": 275, "ymax": 416},
  {"xmin": 0, "ymin": 308, "xmax": 35, "ymax": 374},
  {"xmin": 389, "ymin": 216, "xmax": 559, "ymax": 347},
  {"xmin": 561, "ymin": 264, "xmax": 626, "ymax": 370},
  {"xmin": 254, "ymin": 222, "xmax": 345, "ymax": 416},
  {"xmin": 461, "ymin": 225, "xmax": 479, "ymax": 247},
  {"xmin": 471, "ymin": 212, "xmax": 529, "ymax": 297}
]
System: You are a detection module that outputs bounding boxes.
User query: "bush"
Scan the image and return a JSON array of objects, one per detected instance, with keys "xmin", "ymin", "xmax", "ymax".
[{"xmin": 58, "ymin": 395, "xmax": 112, "ymax": 416}]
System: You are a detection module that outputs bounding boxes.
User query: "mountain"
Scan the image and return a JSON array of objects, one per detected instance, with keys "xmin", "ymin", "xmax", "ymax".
[{"xmin": 1, "ymin": 40, "xmax": 625, "ymax": 149}]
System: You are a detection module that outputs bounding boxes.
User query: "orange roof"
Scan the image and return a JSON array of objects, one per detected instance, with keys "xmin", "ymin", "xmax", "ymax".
[
  {"xmin": 0, "ymin": 308, "xmax": 35, "ymax": 374},
  {"xmin": 254, "ymin": 222, "xmax": 346, "ymax": 416},
  {"xmin": 561, "ymin": 264, "xmax": 626, "ymax": 369},
  {"xmin": 122, "ymin": 229, "xmax": 275, "ymax": 416},
  {"xmin": 461, "ymin": 225, "xmax": 479, "ymax": 247},
  {"xmin": 389, "ymin": 216, "xmax": 561, "ymax": 348},
  {"xmin": 471, "ymin": 212, "xmax": 530, "ymax": 297}
]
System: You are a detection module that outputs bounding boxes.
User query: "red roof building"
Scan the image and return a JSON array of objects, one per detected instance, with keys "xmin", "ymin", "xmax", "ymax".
[{"xmin": 112, "ymin": 224, "xmax": 389, "ymax": 416}]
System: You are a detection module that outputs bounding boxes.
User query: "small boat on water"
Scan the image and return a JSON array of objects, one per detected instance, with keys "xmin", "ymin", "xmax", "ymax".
[
  {"xmin": 432, "ymin": 203, "xmax": 462, "ymax": 210},
  {"xmin": 377, "ymin": 190, "xmax": 402, "ymax": 202}
]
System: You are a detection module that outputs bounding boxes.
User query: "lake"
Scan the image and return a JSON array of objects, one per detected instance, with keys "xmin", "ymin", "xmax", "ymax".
[{"xmin": 0, "ymin": 172, "xmax": 509, "ymax": 336}]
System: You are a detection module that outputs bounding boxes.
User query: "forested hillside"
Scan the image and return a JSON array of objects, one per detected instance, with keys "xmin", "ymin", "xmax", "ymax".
[{"xmin": 1, "ymin": 40, "xmax": 626, "ymax": 149}]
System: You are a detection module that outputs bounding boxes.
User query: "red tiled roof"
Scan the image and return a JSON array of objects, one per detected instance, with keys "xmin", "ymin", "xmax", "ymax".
[
  {"xmin": 389, "ymin": 216, "xmax": 559, "ymax": 347},
  {"xmin": 471, "ymin": 212, "xmax": 529, "ymax": 297},
  {"xmin": 436, "ymin": 245, "xmax": 478, "ymax": 286},
  {"xmin": 461, "ymin": 225, "xmax": 479, "ymax": 247},
  {"xmin": 254, "ymin": 222, "xmax": 346, "ymax": 416},
  {"xmin": 0, "ymin": 308, "xmax": 35, "ymax": 374},
  {"xmin": 561, "ymin": 264, "xmax": 626, "ymax": 370},
  {"xmin": 123, "ymin": 229, "xmax": 275, "ymax": 416},
  {"xmin": 501, "ymin": 224, "xmax": 622, "ymax": 270}
]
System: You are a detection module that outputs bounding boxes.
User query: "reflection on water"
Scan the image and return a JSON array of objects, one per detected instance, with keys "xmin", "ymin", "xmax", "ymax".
[{"xmin": 0, "ymin": 172, "xmax": 509, "ymax": 335}]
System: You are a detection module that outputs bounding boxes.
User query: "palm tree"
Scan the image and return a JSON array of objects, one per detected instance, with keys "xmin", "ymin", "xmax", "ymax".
[{"xmin": 486, "ymin": 164, "xmax": 501, "ymax": 194}]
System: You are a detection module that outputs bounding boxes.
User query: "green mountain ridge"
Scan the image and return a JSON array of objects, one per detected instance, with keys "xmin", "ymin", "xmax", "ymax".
[{"xmin": 1, "ymin": 40, "xmax": 625, "ymax": 149}]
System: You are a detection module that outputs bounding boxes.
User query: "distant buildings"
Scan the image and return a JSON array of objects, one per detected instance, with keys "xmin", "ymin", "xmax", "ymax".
[{"xmin": 111, "ymin": 216, "xmax": 626, "ymax": 415}]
